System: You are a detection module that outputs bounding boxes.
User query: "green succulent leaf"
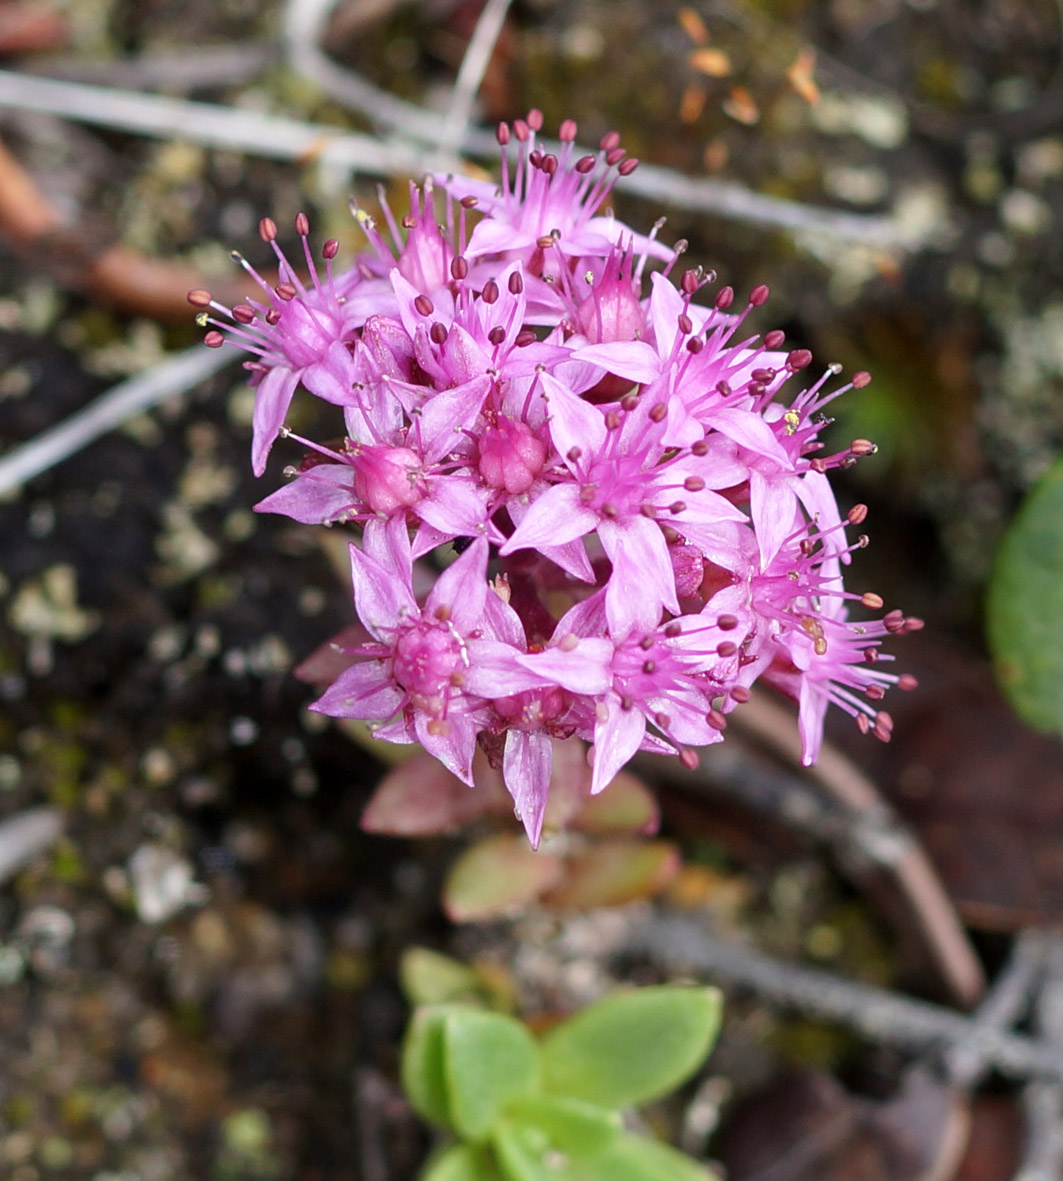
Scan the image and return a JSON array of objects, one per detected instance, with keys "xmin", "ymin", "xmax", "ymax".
[
  {"xmin": 505, "ymin": 1095, "xmax": 621, "ymax": 1158},
  {"xmin": 401, "ymin": 948, "xmax": 486, "ymax": 1009},
  {"xmin": 444, "ymin": 1009, "xmax": 540, "ymax": 1142},
  {"xmin": 539, "ymin": 986, "xmax": 722, "ymax": 1109},
  {"xmin": 420, "ymin": 1142, "xmax": 505, "ymax": 1181},
  {"xmin": 403, "ymin": 1006, "xmax": 457, "ymax": 1129},
  {"xmin": 565, "ymin": 1133, "xmax": 719, "ymax": 1181},
  {"xmin": 987, "ymin": 456, "xmax": 1063, "ymax": 737}
]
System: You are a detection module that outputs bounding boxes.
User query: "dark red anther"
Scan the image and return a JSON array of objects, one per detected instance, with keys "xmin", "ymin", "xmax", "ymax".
[
  {"xmin": 861, "ymin": 591, "xmax": 884, "ymax": 609},
  {"xmin": 323, "ymin": 239, "xmax": 340, "ymax": 260},
  {"xmin": 715, "ymin": 286, "xmax": 734, "ymax": 310},
  {"xmin": 600, "ymin": 130, "xmax": 621, "ymax": 151},
  {"xmin": 717, "ymin": 641, "xmax": 737, "ymax": 657},
  {"xmin": 850, "ymin": 438, "xmax": 877, "ymax": 456},
  {"xmin": 684, "ymin": 475, "xmax": 705, "ymax": 492},
  {"xmin": 605, "ymin": 147, "xmax": 626, "ymax": 167},
  {"xmin": 751, "ymin": 368, "xmax": 775, "ymax": 383},
  {"xmin": 648, "ymin": 402, "xmax": 667, "ymax": 422},
  {"xmin": 559, "ymin": 118, "xmax": 577, "ymax": 142},
  {"xmin": 508, "ymin": 271, "xmax": 524, "ymax": 295},
  {"xmin": 542, "ymin": 153, "xmax": 558, "ymax": 175},
  {"xmin": 787, "ymin": 348, "xmax": 813, "ymax": 371},
  {"xmin": 664, "ymin": 621, "xmax": 682, "ymax": 638},
  {"xmin": 618, "ymin": 157, "xmax": 639, "ymax": 175},
  {"xmin": 430, "ymin": 322, "xmax": 448, "ymax": 344},
  {"xmin": 681, "ymin": 269, "xmax": 699, "ymax": 295},
  {"xmin": 187, "ymin": 289, "xmax": 212, "ymax": 307},
  {"xmin": 620, "ymin": 393, "xmax": 640, "ymax": 411},
  {"xmin": 687, "ymin": 337, "xmax": 704, "ymax": 354},
  {"xmin": 451, "ymin": 256, "xmax": 469, "ymax": 281},
  {"xmin": 605, "ymin": 410, "xmax": 621, "ymax": 431},
  {"xmin": 679, "ymin": 748, "xmax": 700, "ymax": 770},
  {"xmin": 266, "ymin": 309, "xmax": 282, "ymax": 325},
  {"xmin": 852, "ymin": 370, "xmax": 872, "ymax": 389},
  {"xmin": 717, "ymin": 614, "xmax": 738, "ymax": 631},
  {"xmin": 232, "ymin": 304, "xmax": 255, "ymax": 324},
  {"xmin": 488, "ymin": 326, "xmax": 506, "ymax": 346},
  {"xmin": 529, "ymin": 149, "xmax": 543, "ymax": 168},
  {"xmin": 730, "ymin": 685, "xmax": 750, "ymax": 704},
  {"xmin": 856, "ymin": 713, "xmax": 870, "ymax": 735},
  {"xmin": 690, "ymin": 439, "xmax": 708, "ymax": 456},
  {"xmin": 527, "ymin": 108, "xmax": 543, "ymax": 130},
  {"xmin": 749, "ymin": 284, "xmax": 770, "ymax": 306},
  {"xmin": 668, "ymin": 500, "xmax": 686, "ymax": 515},
  {"xmin": 847, "ymin": 503, "xmax": 869, "ymax": 525},
  {"xmin": 461, "ymin": 196, "xmax": 478, "ymax": 209},
  {"xmin": 258, "ymin": 217, "xmax": 278, "ymax": 242},
  {"xmin": 275, "ymin": 283, "xmax": 296, "ymax": 301},
  {"xmin": 204, "ymin": 331, "xmax": 225, "ymax": 348},
  {"xmin": 496, "ymin": 121, "xmax": 511, "ymax": 145},
  {"xmin": 897, "ymin": 674, "xmax": 918, "ymax": 691},
  {"xmin": 536, "ymin": 235, "xmax": 555, "ymax": 249},
  {"xmin": 677, "ymin": 313, "xmax": 693, "ymax": 335},
  {"xmin": 706, "ymin": 708, "xmax": 727, "ymax": 731},
  {"xmin": 414, "ymin": 295, "xmax": 434, "ymax": 316},
  {"xmin": 764, "ymin": 329, "xmax": 785, "ymax": 349},
  {"xmin": 515, "ymin": 329, "xmax": 537, "ymax": 347},
  {"xmin": 513, "ymin": 119, "xmax": 530, "ymax": 141},
  {"xmin": 481, "ymin": 280, "xmax": 498, "ymax": 305},
  {"xmin": 865, "ymin": 684, "xmax": 886, "ymax": 700},
  {"xmin": 576, "ymin": 155, "xmax": 596, "ymax": 173},
  {"xmin": 295, "ymin": 212, "xmax": 310, "ymax": 236}
]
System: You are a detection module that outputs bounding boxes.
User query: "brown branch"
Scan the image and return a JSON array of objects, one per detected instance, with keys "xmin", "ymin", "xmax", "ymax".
[{"xmin": 0, "ymin": 136, "xmax": 243, "ymax": 320}]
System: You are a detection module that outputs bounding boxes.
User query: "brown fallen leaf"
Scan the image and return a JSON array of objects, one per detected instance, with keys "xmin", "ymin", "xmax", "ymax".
[
  {"xmin": 716, "ymin": 1069, "xmax": 969, "ymax": 1181},
  {"xmin": 829, "ymin": 633, "xmax": 1063, "ymax": 930}
]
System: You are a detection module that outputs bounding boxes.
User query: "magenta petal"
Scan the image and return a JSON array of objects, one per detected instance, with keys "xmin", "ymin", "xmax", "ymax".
[
  {"xmin": 539, "ymin": 372, "xmax": 607, "ymax": 459},
  {"xmin": 572, "ymin": 340, "xmax": 661, "ymax": 383},
  {"xmin": 750, "ymin": 469, "xmax": 797, "ymax": 570},
  {"xmin": 418, "ymin": 478, "xmax": 488, "ymax": 538},
  {"xmin": 504, "ymin": 730, "xmax": 553, "ymax": 848},
  {"xmin": 251, "ymin": 366, "xmax": 300, "ymax": 476},
  {"xmin": 590, "ymin": 702, "xmax": 646, "ymax": 795},
  {"xmin": 426, "ymin": 536, "xmax": 488, "ymax": 634},
  {"xmin": 415, "ymin": 708, "xmax": 480, "ymax": 786},
  {"xmin": 517, "ymin": 640, "xmax": 613, "ymax": 695},
  {"xmin": 310, "ymin": 661, "xmax": 403, "ymax": 720},
  {"xmin": 348, "ymin": 540, "xmax": 416, "ymax": 638},
  {"xmin": 254, "ymin": 466, "xmax": 353, "ymax": 524},
  {"xmin": 301, "ymin": 340, "xmax": 357, "ymax": 405},
  {"xmin": 599, "ymin": 516, "xmax": 677, "ymax": 634},
  {"xmin": 500, "ymin": 483, "xmax": 597, "ymax": 554},
  {"xmin": 464, "ymin": 640, "xmax": 544, "ymax": 697}
]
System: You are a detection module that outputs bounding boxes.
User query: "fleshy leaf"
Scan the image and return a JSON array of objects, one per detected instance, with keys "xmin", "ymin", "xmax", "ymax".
[
  {"xmin": 565, "ymin": 1133, "xmax": 718, "ymax": 1181},
  {"xmin": 362, "ymin": 752, "xmax": 508, "ymax": 836},
  {"xmin": 541, "ymin": 840, "xmax": 680, "ymax": 910},
  {"xmin": 570, "ymin": 772, "xmax": 660, "ymax": 836},
  {"xmin": 443, "ymin": 1009, "xmax": 540, "ymax": 1142},
  {"xmin": 421, "ymin": 1143, "xmax": 505, "ymax": 1181},
  {"xmin": 505, "ymin": 1095, "xmax": 621, "ymax": 1158},
  {"xmin": 401, "ymin": 1006, "xmax": 457, "ymax": 1129},
  {"xmin": 539, "ymin": 986, "xmax": 722, "ymax": 1109},
  {"xmin": 987, "ymin": 456, "xmax": 1063, "ymax": 737},
  {"xmin": 444, "ymin": 835, "xmax": 564, "ymax": 922},
  {"xmin": 400, "ymin": 948, "xmax": 485, "ymax": 1009}
]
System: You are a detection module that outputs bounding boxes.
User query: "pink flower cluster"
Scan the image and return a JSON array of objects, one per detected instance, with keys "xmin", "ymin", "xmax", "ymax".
[{"xmin": 191, "ymin": 110, "xmax": 919, "ymax": 846}]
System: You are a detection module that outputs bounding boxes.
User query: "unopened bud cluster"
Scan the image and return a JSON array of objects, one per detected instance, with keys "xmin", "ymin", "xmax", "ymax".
[{"xmin": 192, "ymin": 110, "xmax": 918, "ymax": 846}]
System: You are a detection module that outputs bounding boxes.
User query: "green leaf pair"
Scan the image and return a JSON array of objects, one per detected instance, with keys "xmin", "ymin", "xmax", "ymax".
[{"xmin": 402, "ymin": 986, "xmax": 723, "ymax": 1181}]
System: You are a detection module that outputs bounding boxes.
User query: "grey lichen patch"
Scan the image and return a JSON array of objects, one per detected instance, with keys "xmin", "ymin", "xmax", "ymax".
[{"xmin": 8, "ymin": 565, "xmax": 101, "ymax": 675}]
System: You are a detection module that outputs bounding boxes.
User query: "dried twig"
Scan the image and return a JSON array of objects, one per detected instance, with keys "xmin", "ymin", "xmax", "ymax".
[
  {"xmin": 632, "ymin": 916, "xmax": 1063, "ymax": 1083},
  {"xmin": 0, "ymin": 67, "xmax": 920, "ymax": 248},
  {"xmin": 435, "ymin": 0, "xmax": 514, "ymax": 163},
  {"xmin": 1015, "ymin": 937, "xmax": 1063, "ymax": 1181},
  {"xmin": 0, "ymin": 345, "xmax": 234, "ymax": 497},
  {"xmin": 944, "ymin": 931, "xmax": 1049, "ymax": 1088}
]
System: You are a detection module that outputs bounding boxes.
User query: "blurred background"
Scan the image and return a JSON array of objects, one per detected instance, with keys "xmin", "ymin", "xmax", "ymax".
[{"xmin": 1, "ymin": 1, "xmax": 1062, "ymax": 1178}]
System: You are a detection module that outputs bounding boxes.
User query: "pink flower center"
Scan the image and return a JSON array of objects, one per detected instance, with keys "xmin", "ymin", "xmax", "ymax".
[
  {"xmin": 352, "ymin": 446, "xmax": 424, "ymax": 513},
  {"xmin": 393, "ymin": 623, "xmax": 466, "ymax": 715},
  {"xmin": 478, "ymin": 417, "xmax": 547, "ymax": 494}
]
